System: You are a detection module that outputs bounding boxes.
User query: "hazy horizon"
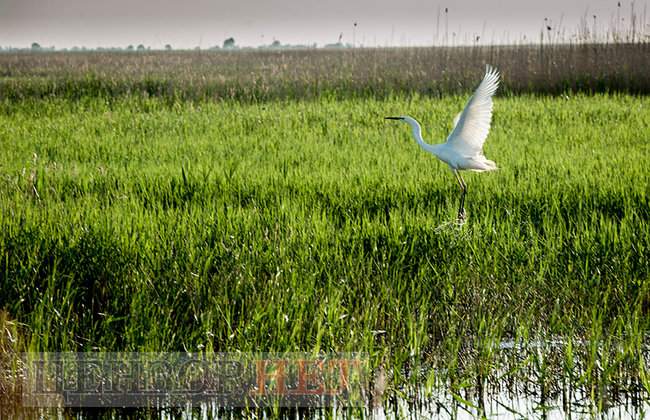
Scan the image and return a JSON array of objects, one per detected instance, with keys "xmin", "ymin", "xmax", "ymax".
[{"xmin": 1, "ymin": 0, "xmax": 647, "ymax": 49}]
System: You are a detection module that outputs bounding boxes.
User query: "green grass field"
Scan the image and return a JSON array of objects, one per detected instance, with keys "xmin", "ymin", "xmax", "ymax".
[{"xmin": 1, "ymin": 93, "xmax": 649, "ymax": 414}]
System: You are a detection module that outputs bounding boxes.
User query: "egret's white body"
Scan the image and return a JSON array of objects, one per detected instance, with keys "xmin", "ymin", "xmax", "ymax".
[{"xmin": 386, "ymin": 65, "xmax": 500, "ymax": 220}]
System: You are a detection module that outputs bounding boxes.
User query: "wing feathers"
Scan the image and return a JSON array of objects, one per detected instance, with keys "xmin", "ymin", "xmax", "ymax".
[
  {"xmin": 446, "ymin": 65, "xmax": 500, "ymax": 156},
  {"xmin": 452, "ymin": 111, "xmax": 462, "ymax": 128}
]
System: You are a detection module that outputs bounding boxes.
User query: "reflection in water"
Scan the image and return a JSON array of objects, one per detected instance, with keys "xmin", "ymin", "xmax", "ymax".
[
  {"xmin": 2, "ymin": 337, "xmax": 649, "ymax": 418},
  {"xmin": 372, "ymin": 389, "xmax": 650, "ymax": 419},
  {"xmin": 3, "ymin": 391, "xmax": 650, "ymax": 418}
]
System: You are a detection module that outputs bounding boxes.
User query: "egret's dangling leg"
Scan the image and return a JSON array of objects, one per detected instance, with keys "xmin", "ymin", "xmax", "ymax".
[{"xmin": 453, "ymin": 169, "xmax": 467, "ymax": 221}]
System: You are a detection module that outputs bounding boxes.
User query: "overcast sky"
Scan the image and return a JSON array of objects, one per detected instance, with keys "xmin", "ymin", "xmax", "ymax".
[{"xmin": 0, "ymin": 0, "xmax": 646, "ymax": 48}]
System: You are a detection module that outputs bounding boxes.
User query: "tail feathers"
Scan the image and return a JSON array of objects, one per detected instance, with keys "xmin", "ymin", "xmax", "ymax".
[
  {"xmin": 483, "ymin": 159, "xmax": 498, "ymax": 171},
  {"xmin": 468, "ymin": 157, "xmax": 498, "ymax": 172}
]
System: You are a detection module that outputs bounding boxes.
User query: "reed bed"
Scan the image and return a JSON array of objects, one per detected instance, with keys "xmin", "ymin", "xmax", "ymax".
[{"xmin": 1, "ymin": 42, "xmax": 649, "ymax": 102}]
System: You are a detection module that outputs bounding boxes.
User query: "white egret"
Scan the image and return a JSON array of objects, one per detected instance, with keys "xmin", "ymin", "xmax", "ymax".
[{"xmin": 386, "ymin": 65, "xmax": 500, "ymax": 221}]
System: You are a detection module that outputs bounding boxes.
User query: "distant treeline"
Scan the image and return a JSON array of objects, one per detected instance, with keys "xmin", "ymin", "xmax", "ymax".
[
  {"xmin": 0, "ymin": 38, "xmax": 330, "ymax": 53},
  {"xmin": 1, "ymin": 43, "xmax": 649, "ymax": 101}
]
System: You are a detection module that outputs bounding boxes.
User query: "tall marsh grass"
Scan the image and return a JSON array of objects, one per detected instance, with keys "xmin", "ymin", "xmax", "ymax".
[{"xmin": 0, "ymin": 95, "xmax": 648, "ymax": 415}]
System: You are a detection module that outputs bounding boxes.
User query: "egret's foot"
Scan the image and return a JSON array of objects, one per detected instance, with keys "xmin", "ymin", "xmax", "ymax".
[{"xmin": 457, "ymin": 208, "xmax": 467, "ymax": 223}]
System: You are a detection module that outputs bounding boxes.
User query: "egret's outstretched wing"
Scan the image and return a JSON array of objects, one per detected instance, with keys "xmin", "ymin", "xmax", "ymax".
[
  {"xmin": 452, "ymin": 111, "xmax": 462, "ymax": 128},
  {"xmin": 446, "ymin": 65, "xmax": 499, "ymax": 156}
]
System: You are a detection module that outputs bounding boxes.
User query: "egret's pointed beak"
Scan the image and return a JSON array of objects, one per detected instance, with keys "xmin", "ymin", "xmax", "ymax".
[{"xmin": 385, "ymin": 117, "xmax": 402, "ymax": 120}]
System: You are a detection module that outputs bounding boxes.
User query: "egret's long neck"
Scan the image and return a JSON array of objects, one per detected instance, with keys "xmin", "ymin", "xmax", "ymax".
[{"xmin": 405, "ymin": 119, "xmax": 433, "ymax": 151}]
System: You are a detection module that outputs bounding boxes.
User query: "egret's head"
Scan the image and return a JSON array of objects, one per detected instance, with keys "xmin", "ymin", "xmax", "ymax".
[{"xmin": 385, "ymin": 116, "xmax": 419, "ymax": 127}]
